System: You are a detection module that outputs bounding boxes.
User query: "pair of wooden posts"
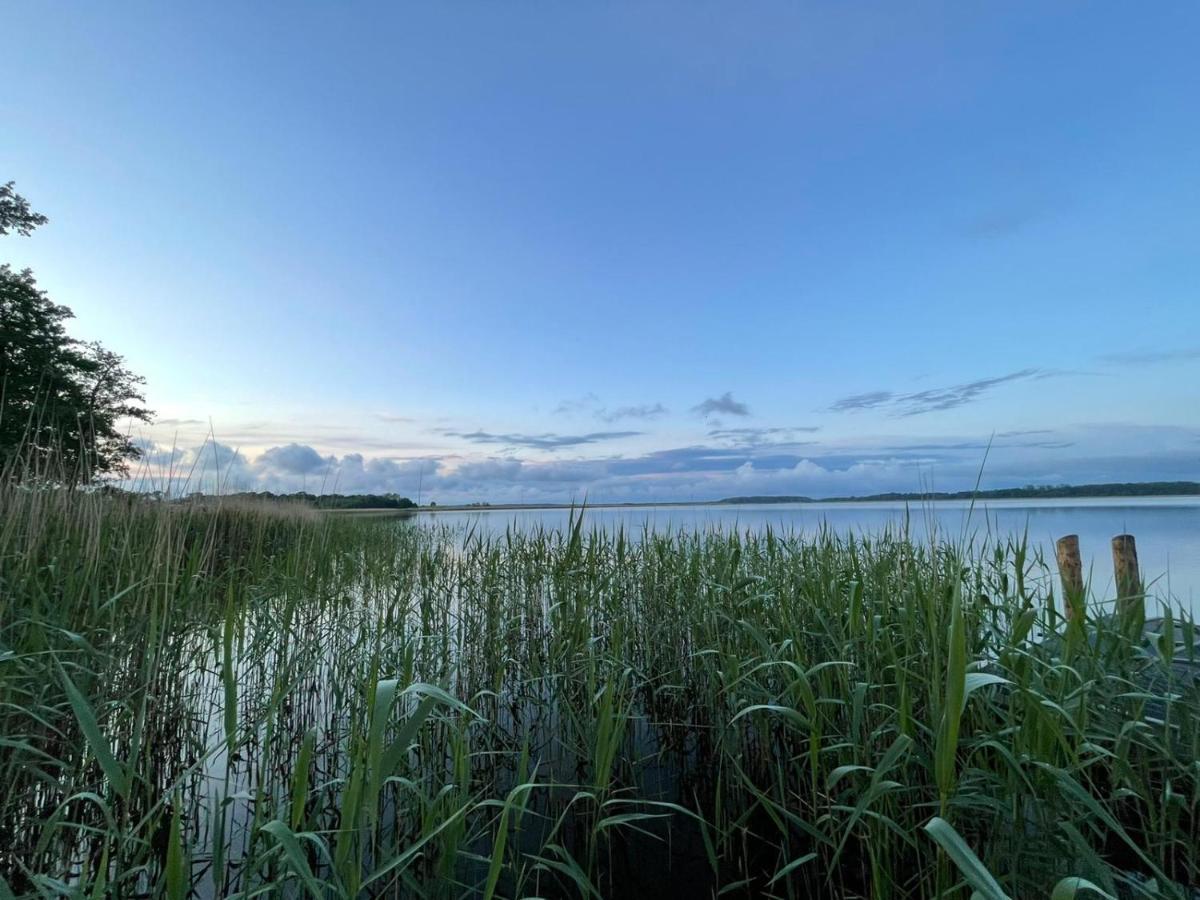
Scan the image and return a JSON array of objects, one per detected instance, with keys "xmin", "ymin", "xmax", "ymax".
[{"xmin": 1055, "ymin": 533, "xmax": 1143, "ymax": 620}]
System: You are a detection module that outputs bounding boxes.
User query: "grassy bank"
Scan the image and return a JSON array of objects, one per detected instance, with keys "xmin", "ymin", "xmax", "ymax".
[{"xmin": 1, "ymin": 486, "xmax": 1197, "ymax": 898}]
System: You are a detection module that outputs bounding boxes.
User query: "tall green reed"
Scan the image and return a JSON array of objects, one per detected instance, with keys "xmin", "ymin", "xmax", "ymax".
[{"xmin": 2, "ymin": 485, "xmax": 1196, "ymax": 898}]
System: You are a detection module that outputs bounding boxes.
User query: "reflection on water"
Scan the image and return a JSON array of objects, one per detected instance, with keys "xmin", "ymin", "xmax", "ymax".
[{"xmin": 420, "ymin": 497, "xmax": 1200, "ymax": 613}]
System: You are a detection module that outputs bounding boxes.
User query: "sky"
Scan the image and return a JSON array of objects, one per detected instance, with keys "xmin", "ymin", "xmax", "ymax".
[{"xmin": 3, "ymin": 2, "xmax": 1198, "ymax": 503}]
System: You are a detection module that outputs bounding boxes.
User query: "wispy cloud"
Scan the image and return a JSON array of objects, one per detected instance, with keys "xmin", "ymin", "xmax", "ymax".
[
  {"xmin": 898, "ymin": 369, "xmax": 1041, "ymax": 416},
  {"xmin": 553, "ymin": 395, "xmax": 668, "ymax": 423},
  {"xmin": 828, "ymin": 390, "xmax": 894, "ymax": 412},
  {"xmin": 708, "ymin": 425, "xmax": 819, "ymax": 448},
  {"xmin": 209, "ymin": 424, "xmax": 430, "ymax": 452},
  {"xmin": 597, "ymin": 403, "xmax": 667, "ymax": 423},
  {"xmin": 829, "ymin": 369, "xmax": 1043, "ymax": 417},
  {"xmin": 438, "ymin": 429, "xmax": 641, "ymax": 450},
  {"xmin": 691, "ymin": 392, "xmax": 750, "ymax": 417},
  {"xmin": 1097, "ymin": 347, "xmax": 1200, "ymax": 367},
  {"xmin": 874, "ymin": 438, "xmax": 1074, "ymax": 452},
  {"xmin": 552, "ymin": 393, "xmax": 601, "ymax": 416}
]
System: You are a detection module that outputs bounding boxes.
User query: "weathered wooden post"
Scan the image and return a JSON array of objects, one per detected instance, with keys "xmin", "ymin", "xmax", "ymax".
[
  {"xmin": 1056, "ymin": 534, "xmax": 1083, "ymax": 619},
  {"xmin": 1112, "ymin": 534, "xmax": 1144, "ymax": 632}
]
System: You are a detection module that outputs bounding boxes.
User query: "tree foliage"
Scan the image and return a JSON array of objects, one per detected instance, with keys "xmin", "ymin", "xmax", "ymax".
[
  {"xmin": 0, "ymin": 182, "xmax": 49, "ymax": 237},
  {"xmin": 1, "ymin": 183, "xmax": 151, "ymax": 483},
  {"xmin": 220, "ymin": 491, "xmax": 418, "ymax": 510}
]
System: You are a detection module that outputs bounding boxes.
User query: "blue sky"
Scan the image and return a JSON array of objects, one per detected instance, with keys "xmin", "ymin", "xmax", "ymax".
[{"xmin": 4, "ymin": 3, "xmax": 1198, "ymax": 501}]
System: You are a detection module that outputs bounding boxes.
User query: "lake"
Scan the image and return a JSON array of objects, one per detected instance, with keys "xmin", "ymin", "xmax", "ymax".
[{"xmin": 419, "ymin": 496, "xmax": 1200, "ymax": 614}]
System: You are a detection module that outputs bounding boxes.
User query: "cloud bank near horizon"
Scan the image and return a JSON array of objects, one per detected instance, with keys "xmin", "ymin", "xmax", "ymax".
[
  {"xmin": 129, "ymin": 354, "xmax": 1200, "ymax": 503},
  {"xmin": 128, "ymin": 422, "xmax": 1200, "ymax": 504}
]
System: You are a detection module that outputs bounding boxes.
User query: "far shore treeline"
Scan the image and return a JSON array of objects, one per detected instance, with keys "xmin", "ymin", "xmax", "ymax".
[
  {"xmin": 719, "ymin": 480, "xmax": 1200, "ymax": 505},
  {"xmin": 213, "ymin": 491, "xmax": 418, "ymax": 510}
]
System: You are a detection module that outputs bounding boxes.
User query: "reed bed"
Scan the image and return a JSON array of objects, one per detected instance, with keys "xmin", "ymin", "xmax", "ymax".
[{"xmin": 1, "ymin": 485, "xmax": 1197, "ymax": 898}]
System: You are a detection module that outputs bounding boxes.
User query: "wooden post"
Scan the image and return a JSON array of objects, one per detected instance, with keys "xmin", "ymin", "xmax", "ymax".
[
  {"xmin": 1056, "ymin": 534, "xmax": 1083, "ymax": 619},
  {"xmin": 1111, "ymin": 534, "xmax": 1144, "ymax": 627}
]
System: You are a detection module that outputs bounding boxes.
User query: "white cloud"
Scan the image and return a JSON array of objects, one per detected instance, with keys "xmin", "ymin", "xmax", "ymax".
[{"xmin": 119, "ymin": 422, "xmax": 1200, "ymax": 504}]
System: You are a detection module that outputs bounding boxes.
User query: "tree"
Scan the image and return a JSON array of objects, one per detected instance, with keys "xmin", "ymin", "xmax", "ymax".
[
  {"xmin": 0, "ymin": 182, "xmax": 48, "ymax": 236},
  {"xmin": 1, "ymin": 182, "xmax": 151, "ymax": 483}
]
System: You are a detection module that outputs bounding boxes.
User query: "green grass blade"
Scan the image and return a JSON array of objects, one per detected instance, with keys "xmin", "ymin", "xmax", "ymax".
[
  {"xmin": 923, "ymin": 816, "xmax": 1009, "ymax": 900},
  {"xmin": 57, "ymin": 662, "xmax": 129, "ymax": 798}
]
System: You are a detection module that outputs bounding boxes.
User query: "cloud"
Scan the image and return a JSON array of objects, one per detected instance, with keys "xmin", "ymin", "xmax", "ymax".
[
  {"xmin": 830, "ymin": 370, "xmax": 1043, "ymax": 417},
  {"xmin": 898, "ymin": 369, "xmax": 1041, "ymax": 415},
  {"xmin": 375, "ymin": 413, "xmax": 415, "ymax": 423},
  {"xmin": 552, "ymin": 393, "xmax": 601, "ymax": 416},
  {"xmin": 128, "ymin": 438, "xmax": 440, "ymax": 495},
  {"xmin": 188, "ymin": 441, "xmax": 247, "ymax": 473},
  {"xmin": 450, "ymin": 458, "xmax": 603, "ymax": 485},
  {"xmin": 554, "ymin": 395, "xmax": 668, "ymax": 423},
  {"xmin": 438, "ymin": 429, "xmax": 641, "ymax": 450},
  {"xmin": 691, "ymin": 392, "xmax": 750, "ymax": 417},
  {"xmin": 133, "ymin": 439, "xmax": 186, "ymax": 467},
  {"xmin": 194, "ymin": 422, "xmax": 433, "ymax": 453},
  {"xmin": 256, "ymin": 443, "xmax": 334, "ymax": 476},
  {"xmin": 121, "ymin": 421, "xmax": 1200, "ymax": 506},
  {"xmin": 332, "ymin": 454, "xmax": 440, "ymax": 494},
  {"xmin": 708, "ymin": 426, "xmax": 820, "ymax": 448},
  {"xmin": 874, "ymin": 438, "xmax": 1074, "ymax": 452},
  {"xmin": 596, "ymin": 403, "xmax": 668, "ymax": 423},
  {"xmin": 1097, "ymin": 348, "xmax": 1200, "ymax": 367},
  {"xmin": 828, "ymin": 391, "xmax": 895, "ymax": 412}
]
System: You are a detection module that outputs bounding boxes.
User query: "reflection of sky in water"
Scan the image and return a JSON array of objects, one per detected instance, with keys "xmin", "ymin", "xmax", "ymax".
[{"xmin": 420, "ymin": 497, "xmax": 1200, "ymax": 615}]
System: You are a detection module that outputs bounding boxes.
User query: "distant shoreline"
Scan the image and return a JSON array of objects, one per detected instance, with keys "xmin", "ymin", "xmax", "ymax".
[{"xmin": 351, "ymin": 481, "xmax": 1198, "ymax": 514}]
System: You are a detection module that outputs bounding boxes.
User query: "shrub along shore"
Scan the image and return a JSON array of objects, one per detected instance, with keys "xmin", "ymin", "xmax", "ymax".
[{"xmin": 1, "ymin": 486, "xmax": 1197, "ymax": 898}]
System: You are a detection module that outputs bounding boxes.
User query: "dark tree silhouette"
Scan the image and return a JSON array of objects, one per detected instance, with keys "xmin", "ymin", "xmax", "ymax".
[
  {"xmin": 0, "ymin": 182, "xmax": 48, "ymax": 236},
  {"xmin": 1, "ymin": 182, "xmax": 151, "ymax": 482}
]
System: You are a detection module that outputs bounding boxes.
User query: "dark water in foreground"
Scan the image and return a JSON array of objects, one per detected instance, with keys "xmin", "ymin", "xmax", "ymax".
[{"xmin": 420, "ymin": 497, "xmax": 1200, "ymax": 614}]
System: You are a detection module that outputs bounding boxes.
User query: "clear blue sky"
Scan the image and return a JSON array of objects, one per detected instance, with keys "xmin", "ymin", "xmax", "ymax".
[{"xmin": 4, "ymin": 3, "xmax": 1198, "ymax": 501}]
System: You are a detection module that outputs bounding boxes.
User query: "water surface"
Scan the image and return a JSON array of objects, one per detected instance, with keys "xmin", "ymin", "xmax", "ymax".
[{"xmin": 420, "ymin": 496, "xmax": 1200, "ymax": 613}]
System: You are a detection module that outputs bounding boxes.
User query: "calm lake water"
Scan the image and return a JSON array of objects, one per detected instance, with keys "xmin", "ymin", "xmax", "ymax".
[{"xmin": 419, "ymin": 497, "xmax": 1200, "ymax": 615}]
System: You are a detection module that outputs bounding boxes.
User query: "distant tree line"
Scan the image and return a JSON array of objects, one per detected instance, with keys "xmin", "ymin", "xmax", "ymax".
[
  {"xmin": 1, "ymin": 182, "xmax": 150, "ymax": 483},
  {"xmin": 717, "ymin": 495, "xmax": 814, "ymax": 504},
  {"xmin": 217, "ymin": 491, "xmax": 417, "ymax": 510},
  {"xmin": 720, "ymin": 481, "xmax": 1200, "ymax": 504}
]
